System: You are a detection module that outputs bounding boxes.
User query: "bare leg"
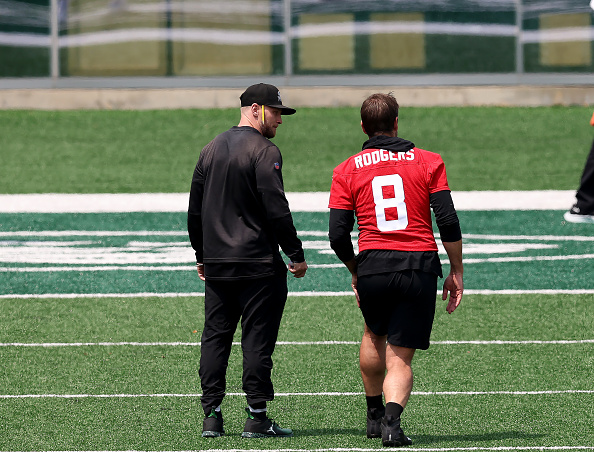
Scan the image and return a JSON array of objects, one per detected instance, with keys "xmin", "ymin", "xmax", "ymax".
[
  {"xmin": 384, "ymin": 343, "xmax": 416, "ymax": 407},
  {"xmin": 359, "ymin": 324, "xmax": 387, "ymax": 396}
]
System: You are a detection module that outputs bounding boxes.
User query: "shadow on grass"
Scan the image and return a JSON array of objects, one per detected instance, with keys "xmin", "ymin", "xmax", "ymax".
[
  {"xmin": 292, "ymin": 428, "xmax": 364, "ymax": 437},
  {"xmin": 412, "ymin": 430, "xmax": 545, "ymax": 444},
  {"xmin": 287, "ymin": 430, "xmax": 544, "ymax": 443}
]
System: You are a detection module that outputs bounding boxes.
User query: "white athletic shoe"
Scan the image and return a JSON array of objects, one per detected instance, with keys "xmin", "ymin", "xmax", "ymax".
[{"xmin": 564, "ymin": 210, "xmax": 594, "ymax": 224}]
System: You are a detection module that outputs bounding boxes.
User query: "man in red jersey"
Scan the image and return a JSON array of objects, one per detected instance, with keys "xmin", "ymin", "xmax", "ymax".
[{"xmin": 328, "ymin": 93, "xmax": 464, "ymax": 447}]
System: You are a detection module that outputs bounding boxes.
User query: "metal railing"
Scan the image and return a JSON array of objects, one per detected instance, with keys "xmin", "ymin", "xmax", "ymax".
[{"xmin": 0, "ymin": 0, "xmax": 592, "ymax": 88}]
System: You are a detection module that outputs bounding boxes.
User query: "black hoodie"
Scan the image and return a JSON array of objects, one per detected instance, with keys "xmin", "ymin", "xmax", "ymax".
[{"xmin": 188, "ymin": 126, "xmax": 305, "ymax": 280}]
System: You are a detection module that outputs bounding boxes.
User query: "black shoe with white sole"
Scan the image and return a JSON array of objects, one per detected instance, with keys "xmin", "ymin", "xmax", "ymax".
[
  {"xmin": 381, "ymin": 415, "xmax": 412, "ymax": 447},
  {"xmin": 241, "ymin": 407, "xmax": 293, "ymax": 438},
  {"xmin": 201, "ymin": 408, "xmax": 224, "ymax": 437}
]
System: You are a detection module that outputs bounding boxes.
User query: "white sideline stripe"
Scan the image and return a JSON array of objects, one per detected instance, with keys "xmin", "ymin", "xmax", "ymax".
[
  {"xmin": 1, "ymin": 266, "xmax": 194, "ymax": 272},
  {"xmin": 0, "ymin": 191, "xmax": 577, "ymax": 212},
  {"xmin": 0, "ymin": 230, "xmax": 188, "ymax": 237},
  {"xmin": 460, "ymin": 253, "xmax": 594, "ymax": 264},
  {"xmin": 3, "ymin": 231, "xmax": 594, "ymax": 241},
  {"xmin": 5, "ymin": 252, "xmax": 594, "ymax": 273},
  {"xmin": 462, "ymin": 234, "xmax": 594, "ymax": 242},
  {"xmin": 2, "ymin": 339, "xmax": 593, "ymax": 347},
  {"xmin": 2, "ymin": 389, "xmax": 593, "ymax": 400},
  {"xmin": 0, "ymin": 264, "xmax": 344, "ymax": 272},
  {"xmin": 465, "ymin": 289, "xmax": 594, "ymax": 295},
  {"xmin": 2, "ymin": 289, "xmax": 594, "ymax": 299}
]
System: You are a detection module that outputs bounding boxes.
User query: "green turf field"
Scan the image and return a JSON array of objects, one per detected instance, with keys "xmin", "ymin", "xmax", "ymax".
[
  {"xmin": 1, "ymin": 106, "xmax": 593, "ymax": 193},
  {"xmin": 1, "ymin": 106, "xmax": 594, "ymax": 451},
  {"xmin": 1, "ymin": 209, "xmax": 593, "ymax": 450}
]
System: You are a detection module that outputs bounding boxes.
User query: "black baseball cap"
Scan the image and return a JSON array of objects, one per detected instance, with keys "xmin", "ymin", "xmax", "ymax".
[{"xmin": 240, "ymin": 83, "xmax": 296, "ymax": 115}]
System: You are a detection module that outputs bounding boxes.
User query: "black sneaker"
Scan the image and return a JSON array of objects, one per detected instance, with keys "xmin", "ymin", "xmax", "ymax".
[
  {"xmin": 367, "ymin": 406, "xmax": 385, "ymax": 438},
  {"xmin": 381, "ymin": 415, "xmax": 412, "ymax": 447},
  {"xmin": 241, "ymin": 407, "xmax": 293, "ymax": 438},
  {"xmin": 201, "ymin": 408, "xmax": 224, "ymax": 437}
]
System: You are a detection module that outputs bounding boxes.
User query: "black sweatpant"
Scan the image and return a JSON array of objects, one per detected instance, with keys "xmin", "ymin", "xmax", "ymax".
[
  {"xmin": 575, "ymin": 138, "xmax": 594, "ymax": 215},
  {"xmin": 199, "ymin": 274, "xmax": 288, "ymax": 413}
]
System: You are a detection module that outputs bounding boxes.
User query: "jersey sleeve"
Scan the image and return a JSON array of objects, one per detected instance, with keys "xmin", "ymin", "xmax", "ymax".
[
  {"xmin": 427, "ymin": 154, "xmax": 450, "ymax": 194},
  {"xmin": 254, "ymin": 144, "xmax": 305, "ymax": 262},
  {"xmin": 254, "ymin": 144, "xmax": 291, "ymax": 219},
  {"xmin": 328, "ymin": 169, "xmax": 354, "ymax": 210},
  {"xmin": 328, "ymin": 208, "xmax": 356, "ymax": 262},
  {"xmin": 187, "ymin": 151, "xmax": 206, "ymax": 263}
]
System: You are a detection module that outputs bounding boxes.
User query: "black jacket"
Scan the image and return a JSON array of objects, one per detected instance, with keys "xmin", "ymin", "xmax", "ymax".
[{"xmin": 188, "ymin": 126, "xmax": 305, "ymax": 280}]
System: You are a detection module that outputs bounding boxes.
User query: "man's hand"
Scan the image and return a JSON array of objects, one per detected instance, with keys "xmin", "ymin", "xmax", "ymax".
[
  {"xmin": 441, "ymin": 239, "xmax": 463, "ymax": 314},
  {"xmin": 196, "ymin": 263, "xmax": 205, "ymax": 281},
  {"xmin": 289, "ymin": 261, "xmax": 308, "ymax": 278},
  {"xmin": 442, "ymin": 272, "xmax": 463, "ymax": 314}
]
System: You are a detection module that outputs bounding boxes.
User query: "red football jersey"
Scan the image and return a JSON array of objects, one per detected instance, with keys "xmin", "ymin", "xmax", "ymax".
[{"xmin": 328, "ymin": 146, "xmax": 450, "ymax": 252}]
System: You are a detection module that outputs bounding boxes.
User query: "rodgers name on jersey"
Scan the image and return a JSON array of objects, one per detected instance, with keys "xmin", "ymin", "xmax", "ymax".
[{"xmin": 354, "ymin": 149, "xmax": 415, "ymax": 169}]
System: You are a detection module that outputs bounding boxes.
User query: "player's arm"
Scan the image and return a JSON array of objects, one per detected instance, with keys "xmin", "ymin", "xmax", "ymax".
[
  {"xmin": 329, "ymin": 208, "xmax": 355, "ymax": 263},
  {"xmin": 255, "ymin": 145, "xmax": 307, "ymax": 277},
  {"xmin": 441, "ymin": 240, "xmax": 463, "ymax": 313},
  {"xmin": 329, "ymin": 208, "xmax": 360, "ymax": 302},
  {"xmin": 188, "ymin": 162, "xmax": 205, "ymax": 281},
  {"xmin": 430, "ymin": 190, "xmax": 463, "ymax": 313},
  {"xmin": 269, "ymin": 213, "xmax": 307, "ymax": 278}
]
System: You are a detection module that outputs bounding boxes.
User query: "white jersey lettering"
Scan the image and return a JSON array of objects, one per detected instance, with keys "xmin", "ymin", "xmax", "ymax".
[{"xmin": 354, "ymin": 148, "xmax": 415, "ymax": 169}]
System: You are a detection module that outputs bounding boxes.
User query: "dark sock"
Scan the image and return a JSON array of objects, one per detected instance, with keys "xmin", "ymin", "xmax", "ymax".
[
  {"xmin": 385, "ymin": 402, "xmax": 404, "ymax": 419},
  {"xmin": 366, "ymin": 395, "xmax": 384, "ymax": 411}
]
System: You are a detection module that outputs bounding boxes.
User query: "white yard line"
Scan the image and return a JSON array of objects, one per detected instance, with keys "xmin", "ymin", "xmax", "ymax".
[
  {"xmin": 2, "ymin": 340, "xmax": 593, "ymax": 347},
  {"xmin": 0, "ymin": 191, "xmax": 578, "ymax": 212},
  {"xmin": 0, "ymin": 230, "xmax": 188, "ymax": 237},
  {"xmin": 5, "ymin": 252, "xmax": 594, "ymax": 273},
  {"xmin": 2, "ymin": 389, "xmax": 593, "ymax": 400},
  {"xmin": 2, "ymin": 232, "xmax": 592, "ymax": 240},
  {"xmin": 1, "ymin": 289, "xmax": 594, "ymax": 299},
  {"xmin": 0, "ymin": 266, "xmax": 197, "ymax": 272},
  {"xmin": 455, "ymin": 253, "xmax": 594, "ymax": 264}
]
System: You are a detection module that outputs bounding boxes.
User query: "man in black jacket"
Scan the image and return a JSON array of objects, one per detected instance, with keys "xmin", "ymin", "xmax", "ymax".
[{"xmin": 188, "ymin": 83, "xmax": 307, "ymax": 438}]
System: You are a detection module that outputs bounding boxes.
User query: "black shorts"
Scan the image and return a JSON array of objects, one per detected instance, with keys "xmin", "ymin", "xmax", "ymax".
[{"xmin": 357, "ymin": 270, "xmax": 437, "ymax": 350}]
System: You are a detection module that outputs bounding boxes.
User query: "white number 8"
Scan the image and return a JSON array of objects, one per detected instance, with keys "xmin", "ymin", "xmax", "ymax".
[{"xmin": 371, "ymin": 174, "xmax": 408, "ymax": 231}]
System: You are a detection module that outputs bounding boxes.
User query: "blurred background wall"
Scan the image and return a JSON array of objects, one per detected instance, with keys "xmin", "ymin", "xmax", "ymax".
[{"xmin": 1, "ymin": 0, "xmax": 593, "ymax": 107}]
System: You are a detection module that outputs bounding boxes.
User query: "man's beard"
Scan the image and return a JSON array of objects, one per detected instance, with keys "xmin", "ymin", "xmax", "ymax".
[{"xmin": 262, "ymin": 123, "xmax": 276, "ymax": 139}]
